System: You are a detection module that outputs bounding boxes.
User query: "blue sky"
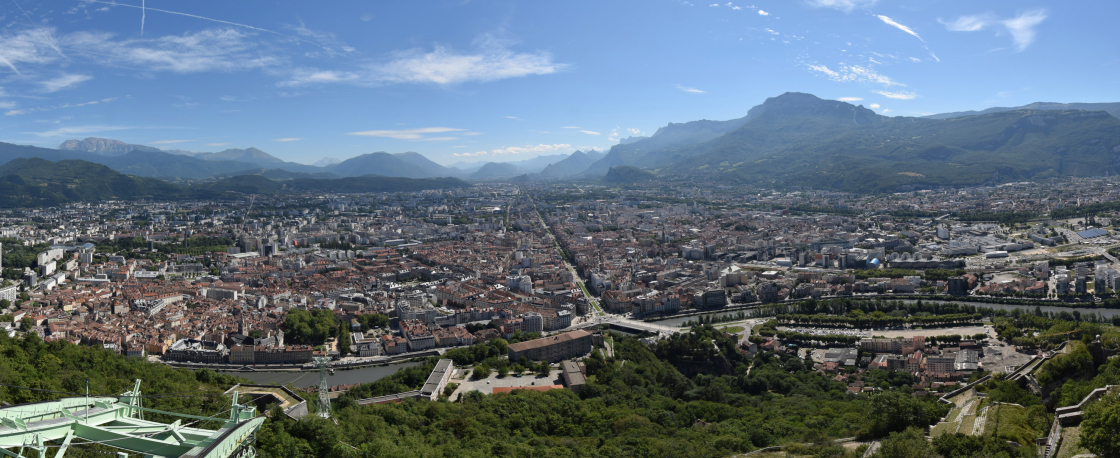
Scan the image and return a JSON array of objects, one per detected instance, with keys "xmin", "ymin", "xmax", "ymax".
[{"xmin": 0, "ymin": 0, "xmax": 1115, "ymax": 166}]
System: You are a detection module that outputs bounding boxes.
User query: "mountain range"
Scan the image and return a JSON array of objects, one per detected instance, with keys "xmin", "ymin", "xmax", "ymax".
[
  {"xmin": 0, "ymin": 157, "xmax": 468, "ymax": 207},
  {"xmin": 10, "ymin": 93, "xmax": 1120, "ymax": 192},
  {"xmin": 571, "ymin": 93, "xmax": 1120, "ymax": 192}
]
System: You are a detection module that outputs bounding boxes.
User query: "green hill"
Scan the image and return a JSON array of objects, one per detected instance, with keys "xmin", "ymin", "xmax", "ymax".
[
  {"xmin": 605, "ymin": 165, "xmax": 656, "ymax": 184},
  {"xmin": 0, "ymin": 158, "xmax": 184, "ymax": 207},
  {"xmin": 663, "ymin": 93, "xmax": 1120, "ymax": 192},
  {"xmin": 0, "ymin": 159, "xmax": 471, "ymax": 207}
]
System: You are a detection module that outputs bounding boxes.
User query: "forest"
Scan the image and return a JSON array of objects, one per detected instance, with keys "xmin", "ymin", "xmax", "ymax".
[{"xmin": 8, "ymin": 302, "xmax": 1120, "ymax": 457}]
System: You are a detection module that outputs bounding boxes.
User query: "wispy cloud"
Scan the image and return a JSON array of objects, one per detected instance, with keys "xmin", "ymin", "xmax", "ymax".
[
  {"xmin": 876, "ymin": 15, "xmax": 922, "ymax": 41},
  {"xmin": 579, "ymin": 130, "xmax": 600, "ymax": 136},
  {"xmin": 39, "ymin": 74, "xmax": 92, "ymax": 93},
  {"xmin": 5, "ymin": 110, "xmax": 24, "ymax": 116},
  {"xmin": 206, "ymin": 142, "xmax": 229, "ymax": 146},
  {"xmin": 676, "ymin": 84, "xmax": 706, "ymax": 93},
  {"xmin": 758, "ymin": 10, "xmax": 770, "ymax": 16},
  {"xmin": 939, "ymin": 9, "xmax": 1048, "ymax": 52},
  {"xmin": 562, "ymin": 126, "xmax": 581, "ymax": 129},
  {"xmin": 65, "ymin": 28, "xmax": 282, "ymax": 73},
  {"xmin": 272, "ymin": 137, "xmax": 303, "ymax": 142},
  {"xmin": 836, "ymin": 97, "xmax": 863, "ymax": 102},
  {"xmin": 808, "ymin": 64, "xmax": 903, "ymax": 86},
  {"xmin": 282, "ymin": 35, "xmax": 567, "ymax": 86},
  {"xmin": 873, "ymin": 90, "xmax": 916, "ymax": 100},
  {"xmin": 348, "ymin": 127, "xmax": 465, "ymax": 140},
  {"xmin": 28, "ymin": 125, "xmax": 136, "ymax": 137},
  {"xmin": 505, "ymin": 116, "xmax": 519, "ymax": 119},
  {"xmin": 805, "ymin": 0, "xmax": 877, "ymax": 13},
  {"xmin": 453, "ymin": 151, "xmax": 487, "ymax": 157},
  {"xmin": 1002, "ymin": 10, "xmax": 1048, "ymax": 52},
  {"xmin": 150, "ymin": 139, "xmax": 192, "ymax": 144},
  {"xmin": 869, "ymin": 103, "xmax": 880, "ymax": 109},
  {"xmin": 457, "ymin": 143, "xmax": 571, "ymax": 158}
]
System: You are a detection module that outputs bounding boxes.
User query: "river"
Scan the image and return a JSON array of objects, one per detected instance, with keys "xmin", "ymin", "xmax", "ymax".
[{"xmin": 219, "ymin": 361, "xmax": 424, "ymax": 388}]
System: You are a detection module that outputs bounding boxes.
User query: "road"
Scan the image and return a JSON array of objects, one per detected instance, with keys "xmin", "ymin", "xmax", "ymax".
[{"xmin": 524, "ymin": 190, "xmax": 605, "ymax": 316}]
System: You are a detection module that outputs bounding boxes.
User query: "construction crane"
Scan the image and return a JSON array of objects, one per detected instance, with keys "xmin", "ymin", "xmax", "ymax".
[{"xmin": 0, "ymin": 379, "xmax": 264, "ymax": 458}]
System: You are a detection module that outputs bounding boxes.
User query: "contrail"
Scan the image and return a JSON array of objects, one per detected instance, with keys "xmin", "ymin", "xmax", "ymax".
[
  {"xmin": 141, "ymin": 0, "xmax": 145, "ymax": 36},
  {"xmin": 0, "ymin": 54, "xmax": 21, "ymax": 75},
  {"xmin": 82, "ymin": 0, "xmax": 321, "ymax": 47}
]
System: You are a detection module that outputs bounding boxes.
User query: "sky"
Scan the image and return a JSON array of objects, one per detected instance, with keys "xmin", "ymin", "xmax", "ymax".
[{"xmin": 0, "ymin": 0, "xmax": 1116, "ymax": 166}]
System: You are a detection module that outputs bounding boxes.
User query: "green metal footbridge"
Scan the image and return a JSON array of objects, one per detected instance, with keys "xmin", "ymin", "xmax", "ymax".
[{"xmin": 0, "ymin": 380, "xmax": 264, "ymax": 458}]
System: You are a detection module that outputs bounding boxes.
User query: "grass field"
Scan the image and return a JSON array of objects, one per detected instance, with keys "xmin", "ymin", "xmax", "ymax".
[
  {"xmin": 1055, "ymin": 426, "xmax": 1090, "ymax": 458},
  {"xmin": 719, "ymin": 326, "xmax": 746, "ymax": 334}
]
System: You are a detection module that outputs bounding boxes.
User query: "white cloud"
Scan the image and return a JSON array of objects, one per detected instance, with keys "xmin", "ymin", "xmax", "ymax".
[
  {"xmin": 765, "ymin": 28, "xmax": 779, "ymax": 35},
  {"xmin": 881, "ymin": 108, "xmax": 891, "ymax": 114},
  {"xmin": 281, "ymin": 69, "xmax": 357, "ymax": 86},
  {"xmin": 758, "ymin": 10, "xmax": 769, "ymax": 16},
  {"xmin": 470, "ymin": 143, "xmax": 572, "ymax": 157},
  {"xmin": 453, "ymin": 151, "xmax": 487, "ymax": 157},
  {"xmin": 627, "ymin": 128, "xmax": 643, "ymax": 135},
  {"xmin": 348, "ymin": 127, "xmax": 465, "ymax": 140},
  {"xmin": 28, "ymin": 125, "xmax": 135, "ymax": 137},
  {"xmin": 287, "ymin": 35, "xmax": 567, "ymax": 87},
  {"xmin": 505, "ymin": 116, "xmax": 519, "ymax": 119},
  {"xmin": 909, "ymin": 57, "xmax": 922, "ymax": 63},
  {"xmin": 0, "ymin": 101, "xmax": 15, "ymax": 109},
  {"xmin": 580, "ymin": 130, "xmax": 600, "ymax": 136},
  {"xmin": 39, "ymin": 74, "xmax": 92, "ymax": 93},
  {"xmin": 876, "ymin": 15, "xmax": 922, "ymax": 41},
  {"xmin": 372, "ymin": 40, "xmax": 566, "ymax": 85},
  {"xmin": 272, "ymin": 137, "xmax": 303, "ymax": 142},
  {"xmin": 1002, "ymin": 10, "xmax": 1048, "ymax": 52},
  {"xmin": 940, "ymin": 10, "xmax": 1047, "ymax": 52},
  {"xmin": 869, "ymin": 103, "xmax": 880, "ymax": 109},
  {"xmin": 416, "ymin": 136, "xmax": 457, "ymax": 141},
  {"xmin": 206, "ymin": 142, "xmax": 229, "ymax": 146},
  {"xmin": 64, "ymin": 28, "xmax": 281, "ymax": 73},
  {"xmin": 562, "ymin": 126, "xmax": 581, "ymax": 129},
  {"xmin": 150, "ymin": 139, "xmax": 192, "ymax": 144},
  {"xmin": 5, "ymin": 110, "xmax": 24, "ymax": 116},
  {"xmin": 0, "ymin": 27, "xmax": 65, "ymax": 74},
  {"xmin": 837, "ymin": 97, "xmax": 862, "ymax": 102},
  {"xmin": 873, "ymin": 90, "xmax": 917, "ymax": 100},
  {"xmin": 929, "ymin": 52, "xmax": 940, "ymax": 62},
  {"xmin": 676, "ymin": 84, "xmax": 706, "ymax": 94},
  {"xmin": 809, "ymin": 64, "xmax": 903, "ymax": 86},
  {"xmin": 940, "ymin": 14, "xmax": 995, "ymax": 32},
  {"xmin": 805, "ymin": 0, "xmax": 877, "ymax": 13}
]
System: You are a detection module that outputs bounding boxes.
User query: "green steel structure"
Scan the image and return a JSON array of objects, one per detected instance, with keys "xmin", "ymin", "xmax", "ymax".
[{"xmin": 0, "ymin": 380, "xmax": 265, "ymax": 458}]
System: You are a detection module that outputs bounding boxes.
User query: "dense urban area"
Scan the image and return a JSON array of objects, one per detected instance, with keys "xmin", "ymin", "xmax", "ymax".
[{"xmin": 5, "ymin": 177, "xmax": 1120, "ymax": 456}]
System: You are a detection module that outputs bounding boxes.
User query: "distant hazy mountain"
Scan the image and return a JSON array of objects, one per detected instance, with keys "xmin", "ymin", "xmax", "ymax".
[
  {"xmin": 926, "ymin": 102, "xmax": 1120, "ymax": 120},
  {"xmin": 448, "ymin": 153, "xmax": 569, "ymax": 175},
  {"xmin": 619, "ymin": 136, "xmax": 647, "ymax": 145},
  {"xmin": 540, "ymin": 150, "xmax": 605, "ymax": 178},
  {"xmin": 313, "ymin": 157, "xmax": 341, "ymax": 167},
  {"xmin": 59, "ymin": 137, "xmax": 160, "ymax": 156},
  {"xmin": 661, "ymin": 92, "xmax": 1120, "ymax": 192},
  {"xmin": 326, "ymin": 152, "xmax": 455, "ymax": 178},
  {"xmin": 583, "ymin": 112, "xmax": 757, "ymax": 175},
  {"xmin": 96, "ymin": 151, "xmax": 261, "ymax": 179},
  {"xmin": 470, "ymin": 162, "xmax": 521, "ymax": 180}
]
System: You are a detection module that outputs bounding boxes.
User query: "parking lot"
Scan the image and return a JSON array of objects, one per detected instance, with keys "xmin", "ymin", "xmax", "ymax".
[{"xmin": 449, "ymin": 369, "xmax": 564, "ymax": 397}]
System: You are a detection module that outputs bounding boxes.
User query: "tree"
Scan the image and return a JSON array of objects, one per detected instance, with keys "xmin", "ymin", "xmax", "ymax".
[
  {"xmin": 874, "ymin": 427, "xmax": 937, "ymax": 458},
  {"xmin": 19, "ymin": 316, "xmax": 33, "ymax": 332},
  {"xmin": 471, "ymin": 365, "xmax": 490, "ymax": 380},
  {"xmin": 1081, "ymin": 396, "xmax": 1120, "ymax": 458}
]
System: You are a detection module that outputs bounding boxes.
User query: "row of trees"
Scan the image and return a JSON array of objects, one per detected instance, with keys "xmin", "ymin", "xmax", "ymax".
[{"xmin": 775, "ymin": 312, "xmax": 982, "ymax": 328}]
